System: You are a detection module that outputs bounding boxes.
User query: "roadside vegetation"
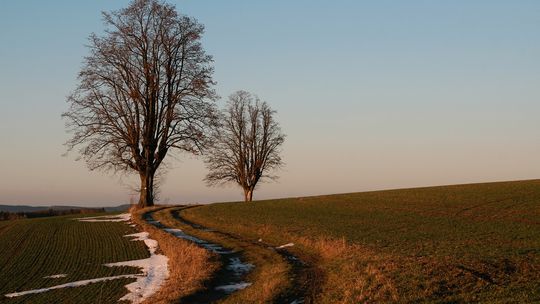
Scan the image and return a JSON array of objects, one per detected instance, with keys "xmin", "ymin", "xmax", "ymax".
[
  {"xmin": 130, "ymin": 207, "xmax": 217, "ymax": 304},
  {"xmin": 0, "ymin": 214, "xmax": 147, "ymax": 304},
  {"xmin": 151, "ymin": 207, "xmax": 292, "ymax": 303},
  {"xmin": 180, "ymin": 179, "xmax": 540, "ymax": 303}
]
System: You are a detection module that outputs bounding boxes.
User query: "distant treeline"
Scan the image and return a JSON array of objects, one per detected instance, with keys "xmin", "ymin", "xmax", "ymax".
[{"xmin": 0, "ymin": 208, "xmax": 105, "ymax": 221}]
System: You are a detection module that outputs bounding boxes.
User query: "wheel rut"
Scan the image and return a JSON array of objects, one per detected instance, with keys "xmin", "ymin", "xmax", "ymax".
[
  {"xmin": 143, "ymin": 209, "xmax": 254, "ymax": 304},
  {"xmin": 170, "ymin": 206, "xmax": 315, "ymax": 304}
]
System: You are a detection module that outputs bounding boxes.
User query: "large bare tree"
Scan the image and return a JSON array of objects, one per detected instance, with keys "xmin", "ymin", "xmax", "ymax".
[
  {"xmin": 63, "ymin": 0, "xmax": 216, "ymax": 207},
  {"xmin": 204, "ymin": 91, "xmax": 285, "ymax": 202}
]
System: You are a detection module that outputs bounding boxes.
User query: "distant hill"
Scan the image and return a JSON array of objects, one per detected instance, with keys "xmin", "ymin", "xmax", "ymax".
[
  {"xmin": 103, "ymin": 204, "xmax": 132, "ymax": 212},
  {"xmin": 0, "ymin": 204, "xmax": 132, "ymax": 213},
  {"xmin": 0, "ymin": 205, "xmax": 54, "ymax": 213}
]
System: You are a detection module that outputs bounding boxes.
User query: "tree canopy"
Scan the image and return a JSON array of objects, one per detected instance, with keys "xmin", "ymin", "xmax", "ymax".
[
  {"xmin": 204, "ymin": 91, "xmax": 285, "ymax": 202},
  {"xmin": 63, "ymin": 0, "xmax": 217, "ymax": 207}
]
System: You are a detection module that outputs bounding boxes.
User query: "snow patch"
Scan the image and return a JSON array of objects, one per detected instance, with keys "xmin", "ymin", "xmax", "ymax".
[
  {"xmin": 5, "ymin": 213, "xmax": 169, "ymax": 303},
  {"xmin": 43, "ymin": 274, "xmax": 67, "ymax": 279},
  {"xmin": 77, "ymin": 213, "xmax": 131, "ymax": 222},
  {"xmin": 163, "ymin": 228, "xmax": 206, "ymax": 244},
  {"xmin": 227, "ymin": 257, "xmax": 254, "ymax": 276},
  {"xmin": 162, "ymin": 228, "xmax": 235, "ymax": 254},
  {"xmin": 123, "ymin": 232, "xmax": 159, "ymax": 254},
  {"xmin": 162, "ymin": 227, "xmax": 182, "ymax": 233},
  {"xmin": 276, "ymin": 243, "xmax": 295, "ymax": 249},
  {"xmin": 146, "ymin": 214, "xmax": 256, "ymax": 298},
  {"xmin": 215, "ymin": 282, "xmax": 252, "ymax": 293},
  {"xmin": 5, "ymin": 274, "xmax": 139, "ymax": 298},
  {"xmin": 104, "ymin": 231, "xmax": 169, "ymax": 303}
]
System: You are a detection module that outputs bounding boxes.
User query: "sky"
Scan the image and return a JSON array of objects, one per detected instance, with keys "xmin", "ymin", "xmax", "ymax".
[{"xmin": 0, "ymin": 1, "xmax": 539, "ymax": 206}]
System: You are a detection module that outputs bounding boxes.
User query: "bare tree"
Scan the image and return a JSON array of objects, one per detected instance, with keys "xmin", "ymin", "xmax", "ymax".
[
  {"xmin": 63, "ymin": 0, "xmax": 216, "ymax": 208},
  {"xmin": 204, "ymin": 91, "xmax": 285, "ymax": 202}
]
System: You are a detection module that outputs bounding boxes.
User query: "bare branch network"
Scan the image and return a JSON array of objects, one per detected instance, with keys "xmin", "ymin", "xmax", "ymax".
[
  {"xmin": 204, "ymin": 91, "xmax": 285, "ymax": 202},
  {"xmin": 63, "ymin": 0, "xmax": 217, "ymax": 207}
]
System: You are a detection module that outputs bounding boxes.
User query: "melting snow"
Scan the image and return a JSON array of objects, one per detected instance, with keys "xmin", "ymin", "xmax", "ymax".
[
  {"xmin": 276, "ymin": 243, "xmax": 295, "ymax": 249},
  {"xmin": 77, "ymin": 213, "xmax": 131, "ymax": 222},
  {"xmin": 215, "ymin": 282, "xmax": 252, "ymax": 293},
  {"xmin": 122, "ymin": 232, "xmax": 159, "ymax": 254},
  {"xmin": 104, "ymin": 231, "xmax": 169, "ymax": 303},
  {"xmin": 43, "ymin": 274, "xmax": 67, "ymax": 279},
  {"xmin": 162, "ymin": 228, "xmax": 234, "ymax": 254},
  {"xmin": 147, "ymin": 214, "xmax": 255, "ymax": 297},
  {"xmin": 227, "ymin": 257, "xmax": 254, "ymax": 275},
  {"xmin": 146, "ymin": 220, "xmax": 161, "ymax": 226},
  {"xmin": 5, "ymin": 213, "xmax": 169, "ymax": 303},
  {"xmin": 163, "ymin": 228, "xmax": 205, "ymax": 244},
  {"xmin": 5, "ymin": 274, "xmax": 139, "ymax": 298}
]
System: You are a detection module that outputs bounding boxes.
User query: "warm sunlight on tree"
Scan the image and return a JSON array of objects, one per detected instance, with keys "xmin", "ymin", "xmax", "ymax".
[
  {"xmin": 63, "ymin": 0, "xmax": 216, "ymax": 207},
  {"xmin": 204, "ymin": 91, "xmax": 285, "ymax": 202}
]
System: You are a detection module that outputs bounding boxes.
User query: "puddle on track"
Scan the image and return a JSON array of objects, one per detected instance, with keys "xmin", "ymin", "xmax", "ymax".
[
  {"xmin": 143, "ymin": 212, "xmax": 254, "ymax": 303},
  {"xmin": 171, "ymin": 209, "xmax": 308, "ymax": 304}
]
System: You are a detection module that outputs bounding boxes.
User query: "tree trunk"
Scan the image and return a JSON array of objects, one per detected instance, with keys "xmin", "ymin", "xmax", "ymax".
[
  {"xmin": 244, "ymin": 188, "xmax": 253, "ymax": 202},
  {"xmin": 138, "ymin": 172, "xmax": 155, "ymax": 208}
]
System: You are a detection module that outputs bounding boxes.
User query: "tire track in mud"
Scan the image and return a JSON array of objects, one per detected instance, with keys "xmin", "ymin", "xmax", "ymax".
[
  {"xmin": 143, "ymin": 209, "xmax": 254, "ymax": 304},
  {"xmin": 170, "ymin": 206, "xmax": 316, "ymax": 304}
]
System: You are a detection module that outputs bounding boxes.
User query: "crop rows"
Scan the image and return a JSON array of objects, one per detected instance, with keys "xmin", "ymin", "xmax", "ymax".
[{"xmin": 0, "ymin": 214, "xmax": 148, "ymax": 304}]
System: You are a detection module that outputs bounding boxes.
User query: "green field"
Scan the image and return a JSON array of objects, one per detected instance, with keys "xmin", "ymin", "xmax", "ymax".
[
  {"xmin": 0, "ymin": 214, "xmax": 148, "ymax": 304},
  {"xmin": 2, "ymin": 180, "xmax": 539, "ymax": 303},
  {"xmin": 181, "ymin": 180, "xmax": 540, "ymax": 303}
]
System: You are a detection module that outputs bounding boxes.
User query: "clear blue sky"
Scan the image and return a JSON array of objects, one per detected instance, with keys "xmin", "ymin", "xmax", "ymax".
[{"xmin": 1, "ymin": 1, "xmax": 539, "ymax": 206}]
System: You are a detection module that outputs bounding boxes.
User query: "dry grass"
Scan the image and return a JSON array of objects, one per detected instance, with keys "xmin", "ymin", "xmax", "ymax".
[
  {"xmin": 130, "ymin": 206, "xmax": 218, "ymax": 304},
  {"xmin": 233, "ymin": 222, "xmax": 540, "ymax": 303},
  {"xmin": 194, "ymin": 218, "xmax": 394, "ymax": 303},
  {"xmin": 176, "ymin": 212, "xmax": 400, "ymax": 303},
  {"xmin": 184, "ymin": 214, "xmax": 540, "ymax": 303},
  {"xmin": 217, "ymin": 248, "xmax": 290, "ymax": 304},
  {"xmin": 181, "ymin": 180, "xmax": 540, "ymax": 303},
  {"xmin": 294, "ymin": 236, "xmax": 398, "ymax": 304},
  {"xmin": 152, "ymin": 207, "xmax": 291, "ymax": 304},
  {"xmin": 247, "ymin": 226, "xmax": 400, "ymax": 303}
]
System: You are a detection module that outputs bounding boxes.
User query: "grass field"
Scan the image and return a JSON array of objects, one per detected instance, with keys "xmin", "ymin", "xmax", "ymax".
[
  {"xmin": 181, "ymin": 179, "xmax": 540, "ymax": 303},
  {"xmin": 0, "ymin": 213, "xmax": 148, "ymax": 304},
  {"xmin": 2, "ymin": 180, "xmax": 539, "ymax": 303}
]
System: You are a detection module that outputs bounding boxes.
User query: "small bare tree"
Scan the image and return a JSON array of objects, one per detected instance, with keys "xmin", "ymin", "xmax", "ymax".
[
  {"xmin": 204, "ymin": 91, "xmax": 285, "ymax": 202},
  {"xmin": 63, "ymin": 0, "xmax": 216, "ymax": 208}
]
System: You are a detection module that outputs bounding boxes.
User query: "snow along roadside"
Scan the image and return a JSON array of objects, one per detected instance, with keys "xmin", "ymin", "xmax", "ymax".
[
  {"xmin": 4, "ymin": 213, "xmax": 169, "ymax": 304},
  {"xmin": 5, "ymin": 275, "xmax": 140, "ymax": 298},
  {"xmin": 84, "ymin": 214, "xmax": 170, "ymax": 303},
  {"xmin": 105, "ymin": 231, "xmax": 169, "ymax": 303},
  {"xmin": 77, "ymin": 213, "xmax": 132, "ymax": 222}
]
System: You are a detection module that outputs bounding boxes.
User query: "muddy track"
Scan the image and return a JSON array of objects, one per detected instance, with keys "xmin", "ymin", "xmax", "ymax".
[
  {"xmin": 143, "ymin": 209, "xmax": 254, "ymax": 304},
  {"xmin": 171, "ymin": 206, "xmax": 320, "ymax": 304}
]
